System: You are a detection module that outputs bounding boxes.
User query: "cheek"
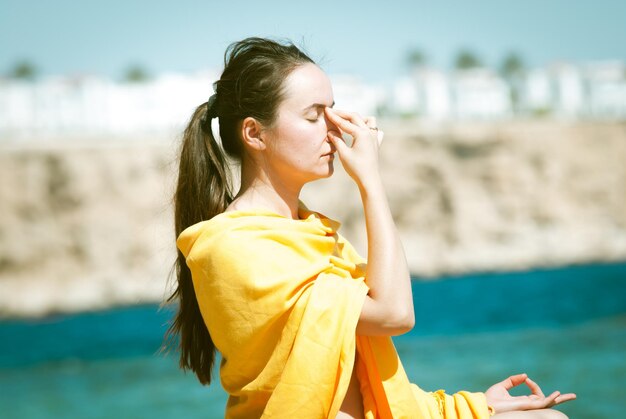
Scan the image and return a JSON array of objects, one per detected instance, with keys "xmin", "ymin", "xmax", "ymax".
[
  {"xmin": 272, "ymin": 119, "xmax": 327, "ymax": 164},
  {"xmin": 290, "ymin": 121, "xmax": 326, "ymax": 149}
]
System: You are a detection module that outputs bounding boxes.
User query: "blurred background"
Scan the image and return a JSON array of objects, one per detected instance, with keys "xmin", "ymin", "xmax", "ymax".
[{"xmin": 1, "ymin": 1, "xmax": 625, "ymax": 418}]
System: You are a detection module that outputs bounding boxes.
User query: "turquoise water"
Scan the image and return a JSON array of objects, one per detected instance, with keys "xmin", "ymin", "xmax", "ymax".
[{"xmin": 1, "ymin": 260, "xmax": 625, "ymax": 418}]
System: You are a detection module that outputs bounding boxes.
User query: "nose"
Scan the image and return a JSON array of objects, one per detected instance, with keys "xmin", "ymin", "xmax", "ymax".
[{"xmin": 324, "ymin": 113, "xmax": 340, "ymax": 135}]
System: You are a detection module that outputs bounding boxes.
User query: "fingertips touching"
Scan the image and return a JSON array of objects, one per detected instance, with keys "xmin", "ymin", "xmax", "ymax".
[{"xmin": 525, "ymin": 377, "xmax": 543, "ymax": 393}]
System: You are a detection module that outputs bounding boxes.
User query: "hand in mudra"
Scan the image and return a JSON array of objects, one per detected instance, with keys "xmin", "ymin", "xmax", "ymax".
[
  {"xmin": 485, "ymin": 373, "xmax": 576, "ymax": 414},
  {"xmin": 324, "ymin": 107, "xmax": 384, "ymax": 186}
]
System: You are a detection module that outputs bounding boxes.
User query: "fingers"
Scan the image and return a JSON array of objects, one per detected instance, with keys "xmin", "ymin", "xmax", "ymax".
[
  {"xmin": 527, "ymin": 391, "xmax": 576, "ymax": 410},
  {"xmin": 501, "ymin": 373, "xmax": 528, "ymax": 390},
  {"xmin": 493, "ymin": 373, "xmax": 577, "ymax": 411},
  {"xmin": 330, "ymin": 108, "xmax": 368, "ymax": 128},
  {"xmin": 364, "ymin": 116, "xmax": 377, "ymax": 128},
  {"xmin": 524, "ymin": 376, "xmax": 545, "ymax": 398},
  {"xmin": 554, "ymin": 393, "xmax": 577, "ymax": 405},
  {"xmin": 327, "ymin": 130, "xmax": 349, "ymax": 153},
  {"xmin": 364, "ymin": 116, "xmax": 384, "ymax": 146},
  {"xmin": 324, "ymin": 108, "xmax": 357, "ymax": 135},
  {"xmin": 546, "ymin": 391, "xmax": 560, "ymax": 404},
  {"xmin": 530, "ymin": 390, "xmax": 578, "ymax": 409},
  {"xmin": 531, "ymin": 391, "xmax": 577, "ymax": 410},
  {"xmin": 519, "ymin": 391, "xmax": 559, "ymax": 411},
  {"xmin": 326, "ymin": 108, "xmax": 383, "ymax": 152},
  {"xmin": 324, "ymin": 107, "xmax": 368, "ymax": 134}
]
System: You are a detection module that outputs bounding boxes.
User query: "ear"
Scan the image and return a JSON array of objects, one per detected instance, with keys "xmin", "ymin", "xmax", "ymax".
[{"xmin": 240, "ymin": 116, "xmax": 267, "ymax": 151}]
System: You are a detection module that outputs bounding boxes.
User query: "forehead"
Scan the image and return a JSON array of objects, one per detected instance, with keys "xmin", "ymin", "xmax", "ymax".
[{"xmin": 281, "ymin": 63, "xmax": 334, "ymax": 109}]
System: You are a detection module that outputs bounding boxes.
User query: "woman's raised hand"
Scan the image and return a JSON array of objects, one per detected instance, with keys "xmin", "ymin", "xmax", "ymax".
[
  {"xmin": 324, "ymin": 107, "xmax": 384, "ymax": 189},
  {"xmin": 484, "ymin": 373, "xmax": 576, "ymax": 415}
]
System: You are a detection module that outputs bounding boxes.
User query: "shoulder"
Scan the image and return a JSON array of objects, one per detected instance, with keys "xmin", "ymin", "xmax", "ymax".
[{"xmin": 180, "ymin": 213, "xmax": 322, "ymax": 270}]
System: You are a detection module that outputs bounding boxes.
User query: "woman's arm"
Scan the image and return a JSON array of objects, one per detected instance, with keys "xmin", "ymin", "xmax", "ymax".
[
  {"xmin": 325, "ymin": 107, "xmax": 414, "ymax": 336},
  {"xmin": 356, "ymin": 174, "xmax": 415, "ymax": 336}
]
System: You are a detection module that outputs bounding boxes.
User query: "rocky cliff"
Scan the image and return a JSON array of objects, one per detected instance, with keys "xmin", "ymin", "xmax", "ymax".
[{"xmin": 1, "ymin": 119, "xmax": 625, "ymax": 317}]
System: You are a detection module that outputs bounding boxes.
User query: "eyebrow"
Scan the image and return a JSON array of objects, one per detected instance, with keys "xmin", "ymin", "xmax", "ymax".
[{"xmin": 303, "ymin": 101, "xmax": 335, "ymax": 111}]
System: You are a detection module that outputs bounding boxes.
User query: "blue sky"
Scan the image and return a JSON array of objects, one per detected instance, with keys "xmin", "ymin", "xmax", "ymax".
[{"xmin": 1, "ymin": 0, "xmax": 625, "ymax": 83}]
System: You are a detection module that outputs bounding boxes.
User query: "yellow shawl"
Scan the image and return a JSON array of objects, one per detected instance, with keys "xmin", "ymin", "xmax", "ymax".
[{"xmin": 176, "ymin": 201, "xmax": 492, "ymax": 418}]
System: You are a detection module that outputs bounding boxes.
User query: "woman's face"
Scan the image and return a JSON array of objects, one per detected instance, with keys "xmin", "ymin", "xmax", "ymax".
[{"xmin": 263, "ymin": 63, "xmax": 339, "ymax": 185}]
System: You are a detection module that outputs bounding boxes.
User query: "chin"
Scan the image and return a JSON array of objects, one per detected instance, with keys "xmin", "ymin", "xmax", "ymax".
[
  {"xmin": 305, "ymin": 159, "xmax": 335, "ymax": 182},
  {"xmin": 307, "ymin": 168, "xmax": 334, "ymax": 183},
  {"xmin": 322, "ymin": 161, "xmax": 335, "ymax": 177}
]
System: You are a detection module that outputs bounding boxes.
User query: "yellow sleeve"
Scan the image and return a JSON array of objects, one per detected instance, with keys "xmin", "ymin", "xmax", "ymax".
[{"xmin": 411, "ymin": 384, "xmax": 494, "ymax": 418}]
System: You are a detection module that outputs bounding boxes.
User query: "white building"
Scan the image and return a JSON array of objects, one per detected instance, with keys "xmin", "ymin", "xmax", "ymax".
[
  {"xmin": 583, "ymin": 60, "xmax": 626, "ymax": 119},
  {"xmin": 415, "ymin": 67, "xmax": 452, "ymax": 121},
  {"xmin": 523, "ymin": 68, "xmax": 553, "ymax": 113},
  {"xmin": 449, "ymin": 67, "xmax": 512, "ymax": 120},
  {"xmin": 389, "ymin": 67, "xmax": 454, "ymax": 121},
  {"xmin": 0, "ymin": 71, "xmax": 218, "ymax": 140},
  {"xmin": 521, "ymin": 60, "xmax": 626, "ymax": 120},
  {"xmin": 1, "ymin": 59, "xmax": 625, "ymax": 140},
  {"xmin": 390, "ymin": 75, "xmax": 420, "ymax": 116},
  {"xmin": 329, "ymin": 74, "xmax": 386, "ymax": 117},
  {"xmin": 0, "ymin": 71, "xmax": 385, "ymax": 140}
]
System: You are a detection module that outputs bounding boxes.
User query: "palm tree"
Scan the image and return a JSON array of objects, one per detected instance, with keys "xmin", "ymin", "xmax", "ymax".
[
  {"xmin": 400, "ymin": 47, "xmax": 429, "ymax": 119},
  {"xmin": 123, "ymin": 64, "xmax": 150, "ymax": 83},
  {"xmin": 499, "ymin": 52, "xmax": 526, "ymax": 115},
  {"xmin": 9, "ymin": 60, "xmax": 37, "ymax": 80},
  {"xmin": 500, "ymin": 52, "xmax": 524, "ymax": 77},
  {"xmin": 406, "ymin": 47, "xmax": 428, "ymax": 70},
  {"xmin": 453, "ymin": 49, "xmax": 482, "ymax": 70}
]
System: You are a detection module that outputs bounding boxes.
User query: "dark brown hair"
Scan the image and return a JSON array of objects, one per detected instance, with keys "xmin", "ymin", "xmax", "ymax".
[{"xmin": 161, "ymin": 36, "xmax": 315, "ymax": 385}]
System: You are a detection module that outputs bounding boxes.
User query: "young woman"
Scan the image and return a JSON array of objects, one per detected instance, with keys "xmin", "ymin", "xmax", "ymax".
[{"xmin": 165, "ymin": 36, "xmax": 576, "ymax": 418}]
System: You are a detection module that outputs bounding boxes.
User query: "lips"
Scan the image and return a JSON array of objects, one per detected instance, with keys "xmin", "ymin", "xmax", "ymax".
[
  {"xmin": 322, "ymin": 144, "xmax": 337, "ymax": 157},
  {"xmin": 322, "ymin": 151, "xmax": 335, "ymax": 157}
]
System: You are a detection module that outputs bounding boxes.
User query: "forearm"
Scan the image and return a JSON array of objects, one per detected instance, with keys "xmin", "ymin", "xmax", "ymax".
[{"xmin": 359, "ymin": 175, "xmax": 414, "ymax": 326}]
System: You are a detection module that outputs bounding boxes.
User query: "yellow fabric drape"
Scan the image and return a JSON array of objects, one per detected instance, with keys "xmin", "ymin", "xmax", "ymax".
[{"xmin": 176, "ymin": 201, "xmax": 492, "ymax": 418}]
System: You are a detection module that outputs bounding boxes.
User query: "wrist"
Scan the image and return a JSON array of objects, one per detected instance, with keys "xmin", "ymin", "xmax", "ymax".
[
  {"xmin": 357, "ymin": 175, "xmax": 384, "ymax": 197},
  {"xmin": 484, "ymin": 394, "xmax": 496, "ymax": 416}
]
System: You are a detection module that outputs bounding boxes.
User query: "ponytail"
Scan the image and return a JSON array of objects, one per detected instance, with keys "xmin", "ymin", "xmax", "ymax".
[
  {"xmin": 162, "ymin": 102, "xmax": 233, "ymax": 385},
  {"xmin": 161, "ymin": 36, "xmax": 316, "ymax": 386}
]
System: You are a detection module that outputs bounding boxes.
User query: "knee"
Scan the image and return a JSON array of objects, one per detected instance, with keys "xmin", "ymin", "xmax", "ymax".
[
  {"xmin": 492, "ymin": 409, "xmax": 569, "ymax": 419},
  {"xmin": 541, "ymin": 409, "xmax": 569, "ymax": 419}
]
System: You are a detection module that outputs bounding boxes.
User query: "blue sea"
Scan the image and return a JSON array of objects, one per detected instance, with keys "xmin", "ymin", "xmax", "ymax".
[{"xmin": 1, "ymin": 260, "xmax": 625, "ymax": 418}]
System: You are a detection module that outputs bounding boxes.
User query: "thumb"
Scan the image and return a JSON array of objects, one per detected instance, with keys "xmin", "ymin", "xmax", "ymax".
[{"xmin": 328, "ymin": 131, "xmax": 349, "ymax": 154}]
